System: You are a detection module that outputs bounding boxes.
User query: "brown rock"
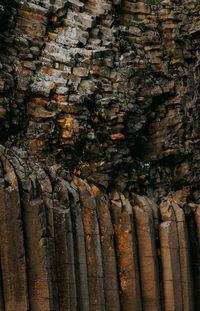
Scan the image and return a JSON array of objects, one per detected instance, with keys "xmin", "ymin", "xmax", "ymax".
[
  {"xmin": 160, "ymin": 199, "xmax": 183, "ymax": 311},
  {"xmin": 22, "ymin": 192, "xmax": 54, "ymax": 311},
  {"xmin": 53, "ymin": 209, "xmax": 71, "ymax": 310},
  {"xmin": 159, "ymin": 221, "xmax": 183, "ymax": 311},
  {"xmin": 0, "ymin": 171, "xmax": 29, "ymax": 311},
  {"xmin": 133, "ymin": 195, "xmax": 161, "ymax": 311},
  {"xmin": 74, "ymin": 177, "xmax": 105, "ymax": 310},
  {"xmin": 111, "ymin": 199, "xmax": 142, "ymax": 311},
  {"xmin": 172, "ymin": 201, "xmax": 194, "ymax": 311},
  {"xmin": 92, "ymin": 185, "xmax": 120, "ymax": 311},
  {"xmin": 1, "ymin": 0, "xmax": 200, "ymax": 308}
]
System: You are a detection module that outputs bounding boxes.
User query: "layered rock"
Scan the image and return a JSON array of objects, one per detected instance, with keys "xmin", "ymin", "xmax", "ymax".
[{"xmin": 1, "ymin": 0, "xmax": 200, "ymax": 310}]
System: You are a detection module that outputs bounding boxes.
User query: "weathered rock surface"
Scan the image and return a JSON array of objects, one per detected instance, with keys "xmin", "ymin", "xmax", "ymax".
[{"xmin": 0, "ymin": 0, "xmax": 200, "ymax": 309}]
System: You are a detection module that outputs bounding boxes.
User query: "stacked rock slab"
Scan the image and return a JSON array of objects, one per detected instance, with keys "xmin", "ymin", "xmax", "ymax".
[{"xmin": 1, "ymin": 0, "xmax": 200, "ymax": 310}]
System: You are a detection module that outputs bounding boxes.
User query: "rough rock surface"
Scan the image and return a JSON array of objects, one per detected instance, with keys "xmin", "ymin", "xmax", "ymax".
[{"xmin": 0, "ymin": 0, "xmax": 200, "ymax": 309}]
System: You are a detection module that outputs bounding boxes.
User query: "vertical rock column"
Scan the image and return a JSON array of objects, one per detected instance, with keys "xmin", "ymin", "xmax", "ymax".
[
  {"xmin": 111, "ymin": 192, "xmax": 142, "ymax": 311},
  {"xmin": 8, "ymin": 155, "xmax": 58, "ymax": 311},
  {"xmin": 74, "ymin": 177, "xmax": 105, "ymax": 311},
  {"xmin": 22, "ymin": 179, "xmax": 56, "ymax": 310},
  {"xmin": 0, "ymin": 264, "xmax": 4, "ymax": 311},
  {"xmin": 188, "ymin": 205, "xmax": 200, "ymax": 308},
  {"xmin": 132, "ymin": 194, "xmax": 161, "ymax": 311},
  {"xmin": 69, "ymin": 181, "xmax": 90, "ymax": 311},
  {"xmin": 92, "ymin": 185, "xmax": 120, "ymax": 311},
  {"xmin": 0, "ymin": 149, "xmax": 29, "ymax": 311},
  {"xmin": 53, "ymin": 207, "xmax": 71, "ymax": 311},
  {"xmin": 31, "ymin": 164, "xmax": 59, "ymax": 310},
  {"xmin": 54, "ymin": 176, "xmax": 90, "ymax": 311},
  {"xmin": 159, "ymin": 199, "xmax": 183, "ymax": 311},
  {"xmin": 172, "ymin": 201, "xmax": 194, "ymax": 311}
]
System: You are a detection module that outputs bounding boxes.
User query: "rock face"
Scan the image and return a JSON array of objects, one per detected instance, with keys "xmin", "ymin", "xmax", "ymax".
[{"xmin": 1, "ymin": 0, "xmax": 200, "ymax": 309}]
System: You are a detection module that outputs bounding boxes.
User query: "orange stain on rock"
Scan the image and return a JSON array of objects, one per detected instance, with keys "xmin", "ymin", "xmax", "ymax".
[
  {"xmin": 62, "ymin": 130, "xmax": 71, "ymax": 139},
  {"xmin": 43, "ymin": 66, "xmax": 53, "ymax": 75},
  {"xmin": 73, "ymin": 176, "xmax": 78, "ymax": 184},
  {"xmin": 93, "ymin": 116, "xmax": 99, "ymax": 123},
  {"xmin": 52, "ymin": 16, "xmax": 57, "ymax": 22},
  {"xmin": 49, "ymin": 82, "xmax": 55, "ymax": 89},
  {"xmin": 92, "ymin": 185, "xmax": 99, "ymax": 197}
]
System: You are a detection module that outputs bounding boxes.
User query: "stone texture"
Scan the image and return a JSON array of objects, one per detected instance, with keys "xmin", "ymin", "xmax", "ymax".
[
  {"xmin": 132, "ymin": 194, "xmax": 161, "ymax": 311},
  {"xmin": 0, "ymin": 0, "xmax": 200, "ymax": 310},
  {"xmin": 172, "ymin": 201, "xmax": 194, "ymax": 311},
  {"xmin": 92, "ymin": 185, "xmax": 120, "ymax": 311},
  {"xmin": 111, "ymin": 193, "xmax": 142, "ymax": 311},
  {"xmin": 0, "ymin": 151, "xmax": 29, "ymax": 311},
  {"xmin": 74, "ymin": 177, "xmax": 105, "ymax": 311}
]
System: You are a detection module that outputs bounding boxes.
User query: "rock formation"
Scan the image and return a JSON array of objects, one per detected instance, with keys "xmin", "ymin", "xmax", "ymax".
[{"xmin": 0, "ymin": 0, "xmax": 200, "ymax": 309}]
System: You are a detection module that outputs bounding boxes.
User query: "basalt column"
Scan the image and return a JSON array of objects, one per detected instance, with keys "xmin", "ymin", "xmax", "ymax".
[{"xmin": 1, "ymin": 0, "xmax": 200, "ymax": 310}]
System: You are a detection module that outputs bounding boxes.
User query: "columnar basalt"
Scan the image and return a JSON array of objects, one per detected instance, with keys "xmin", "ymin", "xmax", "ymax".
[{"xmin": 1, "ymin": 0, "xmax": 200, "ymax": 310}]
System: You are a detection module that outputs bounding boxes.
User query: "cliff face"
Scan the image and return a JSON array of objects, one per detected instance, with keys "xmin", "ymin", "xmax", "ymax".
[{"xmin": 0, "ymin": 0, "xmax": 200, "ymax": 310}]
